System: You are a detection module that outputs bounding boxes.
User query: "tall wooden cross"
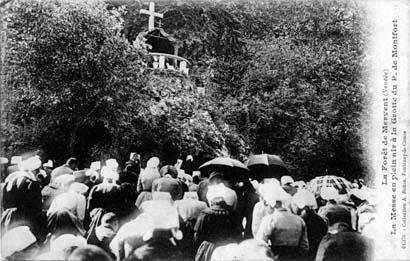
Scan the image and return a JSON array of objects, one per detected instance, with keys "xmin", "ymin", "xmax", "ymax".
[{"xmin": 140, "ymin": 2, "xmax": 163, "ymax": 31}]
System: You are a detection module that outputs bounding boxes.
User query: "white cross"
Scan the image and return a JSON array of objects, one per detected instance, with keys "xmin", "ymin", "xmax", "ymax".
[{"xmin": 140, "ymin": 2, "xmax": 163, "ymax": 31}]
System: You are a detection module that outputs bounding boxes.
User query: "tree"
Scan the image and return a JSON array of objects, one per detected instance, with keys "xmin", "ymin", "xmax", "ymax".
[
  {"xmin": 3, "ymin": 0, "xmax": 370, "ymax": 181},
  {"xmin": 4, "ymin": 0, "xmax": 148, "ymax": 163}
]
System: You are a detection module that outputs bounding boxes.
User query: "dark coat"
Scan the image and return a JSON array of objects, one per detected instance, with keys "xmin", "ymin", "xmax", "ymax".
[
  {"xmin": 87, "ymin": 183, "xmax": 126, "ymax": 216},
  {"xmin": 316, "ymin": 232, "xmax": 373, "ymax": 261},
  {"xmin": 2, "ymin": 175, "xmax": 42, "ymax": 210},
  {"xmin": 301, "ymin": 209, "xmax": 328, "ymax": 258},
  {"xmin": 194, "ymin": 206, "xmax": 242, "ymax": 247}
]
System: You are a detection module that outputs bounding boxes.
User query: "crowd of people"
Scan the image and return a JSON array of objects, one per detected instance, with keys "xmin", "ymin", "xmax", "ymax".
[{"xmin": 0, "ymin": 154, "xmax": 376, "ymax": 261}]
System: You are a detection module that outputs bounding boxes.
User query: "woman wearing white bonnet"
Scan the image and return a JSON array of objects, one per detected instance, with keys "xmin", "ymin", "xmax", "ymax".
[
  {"xmin": 255, "ymin": 182, "xmax": 309, "ymax": 260},
  {"xmin": 252, "ymin": 181, "xmax": 291, "ymax": 237},
  {"xmin": 194, "ymin": 183, "xmax": 242, "ymax": 248},
  {"xmin": 47, "ymin": 182, "xmax": 88, "ymax": 224},
  {"xmin": 135, "ymin": 157, "xmax": 161, "ymax": 208},
  {"xmin": 109, "ymin": 194, "xmax": 182, "ymax": 260},
  {"xmin": 87, "ymin": 166, "xmax": 125, "ymax": 216}
]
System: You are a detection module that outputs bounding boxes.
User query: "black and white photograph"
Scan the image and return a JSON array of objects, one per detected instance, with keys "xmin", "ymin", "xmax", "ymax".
[{"xmin": 0, "ymin": 0, "xmax": 409, "ymax": 260}]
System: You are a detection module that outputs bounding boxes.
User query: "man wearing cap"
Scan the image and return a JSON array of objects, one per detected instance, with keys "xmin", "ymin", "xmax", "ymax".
[{"xmin": 50, "ymin": 157, "xmax": 78, "ymax": 182}]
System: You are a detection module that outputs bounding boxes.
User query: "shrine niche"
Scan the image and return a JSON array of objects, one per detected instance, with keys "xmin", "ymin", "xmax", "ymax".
[{"xmin": 137, "ymin": 2, "xmax": 190, "ymax": 74}]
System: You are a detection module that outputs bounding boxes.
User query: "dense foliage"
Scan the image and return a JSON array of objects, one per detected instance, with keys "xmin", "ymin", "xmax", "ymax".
[{"xmin": 2, "ymin": 0, "xmax": 369, "ymax": 180}]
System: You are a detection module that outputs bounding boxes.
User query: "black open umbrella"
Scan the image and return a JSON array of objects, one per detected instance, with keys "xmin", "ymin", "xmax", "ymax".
[
  {"xmin": 245, "ymin": 154, "xmax": 288, "ymax": 181},
  {"xmin": 198, "ymin": 157, "xmax": 249, "ymax": 180}
]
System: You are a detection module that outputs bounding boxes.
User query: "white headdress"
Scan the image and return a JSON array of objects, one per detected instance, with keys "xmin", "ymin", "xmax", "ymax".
[
  {"xmin": 43, "ymin": 160, "xmax": 53, "ymax": 168},
  {"xmin": 90, "ymin": 161, "xmax": 101, "ymax": 171},
  {"xmin": 106, "ymin": 158, "xmax": 119, "ymax": 171},
  {"xmin": 292, "ymin": 189, "xmax": 318, "ymax": 209},
  {"xmin": 21, "ymin": 156, "xmax": 42, "ymax": 171},
  {"xmin": 101, "ymin": 166, "xmax": 119, "ymax": 182},
  {"xmin": 0, "ymin": 157, "xmax": 9, "ymax": 164},
  {"xmin": 10, "ymin": 156, "xmax": 22, "ymax": 165},
  {"xmin": 280, "ymin": 175, "xmax": 294, "ymax": 185},
  {"xmin": 1, "ymin": 226, "xmax": 37, "ymax": 258},
  {"xmin": 320, "ymin": 187, "xmax": 339, "ymax": 201},
  {"xmin": 206, "ymin": 183, "xmax": 237, "ymax": 208}
]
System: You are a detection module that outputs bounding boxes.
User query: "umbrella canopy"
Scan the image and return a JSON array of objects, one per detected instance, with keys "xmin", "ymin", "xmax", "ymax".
[
  {"xmin": 245, "ymin": 154, "xmax": 288, "ymax": 181},
  {"xmin": 307, "ymin": 175, "xmax": 354, "ymax": 197},
  {"xmin": 198, "ymin": 157, "xmax": 249, "ymax": 180}
]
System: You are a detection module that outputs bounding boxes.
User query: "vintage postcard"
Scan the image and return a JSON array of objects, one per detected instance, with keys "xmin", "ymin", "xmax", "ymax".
[{"xmin": 0, "ymin": 0, "xmax": 409, "ymax": 260}]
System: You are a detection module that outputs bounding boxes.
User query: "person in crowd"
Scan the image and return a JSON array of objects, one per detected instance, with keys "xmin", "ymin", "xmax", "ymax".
[
  {"xmin": 318, "ymin": 187, "xmax": 352, "ymax": 229},
  {"xmin": 68, "ymin": 245, "xmax": 113, "ymax": 261},
  {"xmin": 210, "ymin": 239, "xmax": 275, "ymax": 261},
  {"xmin": 123, "ymin": 159, "xmax": 141, "ymax": 183},
  {"xmin": 135, "ymin": 157, "xmax": 161, "ymax": 208},
  {"xmin": 1, "ymin": 166, "xmax": 47, "ymax": 242},
  {"xmin": 110, "ymin": 193, "xmax": 183, "ymax": 260},
  {"xmin": 47, "ymin": 209, "xmax": 86, "ymax": 239},
  {"xmin": 238, "ymin": 239, "xmax": 275, "ymax": 261},
  {"xmin": 73, "ymin": 169, "xmax": 95, "ymax": 188},
  {"xmin": 292, "ymin": 189, "xmax": 327, "ymax": 259},
  {"xmin": 47, "ymin": 182, "xmax": 87, "ymax": 225},
  {"xmin": 119, "ymin": 162, "xmax": 140, "ymax": 203},
  {"xmin": 197, "ymin": 171, "xmax": 236, "ymax": 208},
  {"xmin": 41, "ymin": 173, "xmax": 75, "ymax": 211},
  {"xmin": 87, "ymin": 167, "xmax": 125, "ymax": 216},
  {"xmin": 349, "ymin": 188, "xmax": 376, "ymax": 232},
  {"xmin": 236, "ymin": 179, "xmax": 259, "ymax": 239},
  {"xmin": 251, "ymin": 180, "xmax": 284, "ymax": 237},
  {"xmin": 315, "ymin": 230, "xmax": 373, "ymax": 261},
  {"xmin": 256, "ymin": 182, "xmax": 309, "ymax": 260},
  {"xmin": 36, "ymin": 233, "xmax": 87, "ymax": 261},
  {"xmin": 175, "ymin": 192, "xmax": 208, "ymax": 223},
  {"xmin": 87, "ymin": 212, "xmax": 119, "ymax": 258},
  {"xmin": 50, "ymin": 157, "xmax": 78, "ymax": 182},
  {"xmin": 190, "ymin": 173, "xmax": 201, "ymax": 192},
  {"xmin": 280, "ymin": 175, "xmax": 297, "ymax": 196},
  {"xmin": 1, "ymin": 226, "xmax": 39, "ymax": 261},
  {"xmin": 175, "ymin": 192, "xmax": 208, "ymax": 259},
  {"xmin": 181, "ymin": 155, "xmax": 195, "ymax": 175},
  {"xmin": 152, "ymin": 165, "xmax": 185, "ymax": 201},
  {"xmin": 42, "ymin": 160, "xmax": 53, "ymax": 176},
  {"xmin": 194, "ymin": 183, "xmax": 242, "ymax": 248}
]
